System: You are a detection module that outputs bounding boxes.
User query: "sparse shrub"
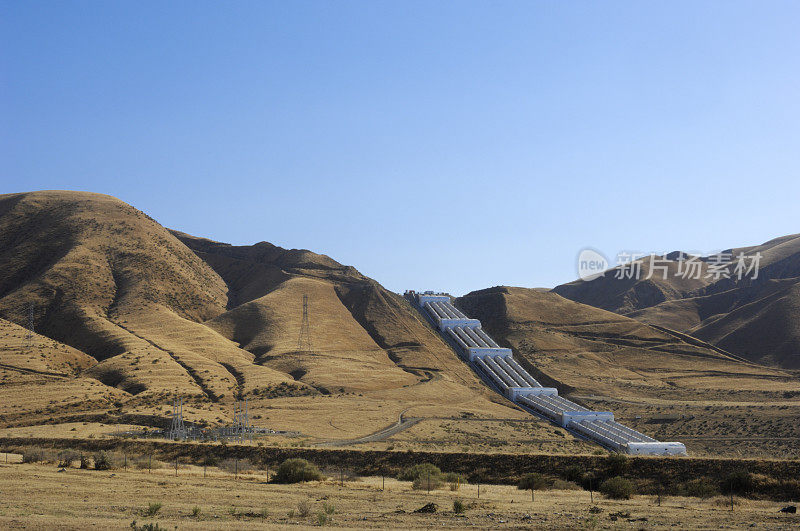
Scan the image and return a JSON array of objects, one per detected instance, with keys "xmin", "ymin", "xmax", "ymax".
[
  {"xmin": 453, "ymin": 499, "xmax": 465, "ymax": 514},
  {"xmin": 322, "ymin": 502, "xmax": 335, "ymax": 515},
  {"xmin": 552, "ymin": 479, "xmax": 580, "ymax": 490},
  {"xmin": 273, "ymin": 458, "xmax": 323, "ymax": 483},
  {"xmin": 605, "ymin": 453, "xmax": 628, "ymax": 476},
  {"xmin": 130, "ymin": 521, "xmax": 165, "ymax": 531},
  {"xmin": 94, "ymin": 451, "xmax": 112, "ymax": 470},
  {"xmin": 599, "ymin": 476, "xmax": 634, "ymax": 500},
  {"xmin": 518, "ymin": 472, "xmax": 548, "ymax": 491},
  {"xmin": 444, "ymin": 472, "xmax": 464, "ymax": 491},
  {"xmin": 685, "ymin": 478, "xmax": 719, "ymax": 499},
  {"xmin": 398, "ymin": 462, "xmax": 441, "ymax": 482},
  {"xmin": 297, "ymin": 499, "xmax": 311, "ymax": 517},
  {"xmin": 191, "ymin": 506, "xmax": 201, "ymax": 517},
  {"xmin": 80, "ymin": 455, "xmax": 90, "ymax": 469},
  {"xmin": 720, "ymin": 470, "xmax": 753, "ymax": 495},
  {"xmin": 562, "ymin": 465, "xmax": 583, "ymax": 483},
  {"xmin": 316, "ymin": 511, "xmax": 329, "ymax": 525},
  {"xmin": 21, "ymin": 449, "xmax": 40, "ymax": 463},
  {"xmin": 144, "ymin": 502, "xmax": 162, "ymax": 516},
  {"xmin": 412, "ymin": 474, "xmax": 443, "ymax": 490},
  {"xmin": 58, "ymin": 451, "xmax": 77, "ymax": 468}
]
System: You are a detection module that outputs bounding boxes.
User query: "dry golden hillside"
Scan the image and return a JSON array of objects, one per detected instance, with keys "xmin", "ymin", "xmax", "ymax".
[
  {"xmin": 553, "ymin": 235, "xmax": 800, "ymax": 368},
  {"xmin": 1, "ymin": 191, "xmax": 585, "ymax": 453},
  {"xmin": 0, "ymin": 191, "xmax": 292, "ymax": 403},
  {"xmin": 172, "ymin": 230, "xmax": 581, "ymax": 452},
  {"xmin": 457, "ymin": 286, "xmax": 800, "ymax": 457}
]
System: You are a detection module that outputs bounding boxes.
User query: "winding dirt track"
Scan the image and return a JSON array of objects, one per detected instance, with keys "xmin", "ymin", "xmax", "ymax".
[{"xmin": 318, "ymin": 408, "xmax": 421, "ymax": 446}]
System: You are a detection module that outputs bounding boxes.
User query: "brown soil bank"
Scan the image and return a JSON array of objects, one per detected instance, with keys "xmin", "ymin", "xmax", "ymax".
[{"xmin": 3, "ymin": 437, "xmax": 798, "ymax": 501}]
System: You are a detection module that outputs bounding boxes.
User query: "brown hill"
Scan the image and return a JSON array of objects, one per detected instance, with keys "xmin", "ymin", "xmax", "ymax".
[
  {"xmin": 553, "ymin": 235, "xmax": 800, "ymax": 368},
  {"xmin": 456, "ymin": 286, "xmax": 800, "ymax": 457},
  {"xmin": 0, "ymin": 191, "xmax": 296, "ymax": 401},
  {"xmin": 1, "ymin": 191, "xmax": 563, "ymax": 453}
]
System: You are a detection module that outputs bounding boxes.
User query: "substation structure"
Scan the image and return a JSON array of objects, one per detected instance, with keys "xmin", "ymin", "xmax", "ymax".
[{"xmin": 407, "ymin": 291, "xmax": 686, "ymax": 456}]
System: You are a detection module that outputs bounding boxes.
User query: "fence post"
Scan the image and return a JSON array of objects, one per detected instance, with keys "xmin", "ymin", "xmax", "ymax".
[
  {"xmin": 477, "ymin": 482, "xmax": 480, "ymax": 499},
  {"xmin": 175, "ymin": 458, "xmax": 178, "ymax": 477}
]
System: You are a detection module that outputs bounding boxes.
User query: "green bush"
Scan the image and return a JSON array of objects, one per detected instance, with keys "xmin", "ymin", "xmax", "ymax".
[
  {"xmin": 398, "ymin": 462, "xmax": 441, "ymax": 482},
  {"xmin": 412, "ymin": 474, "xmax": 443, "ymax": 490},
  {"xmin": 453, "ymin": 499, "xmax": 465, "ymax": 514},
  {"xmin": 272, "ymin": 458, "xmax": 323, "ymax": 484},
  {"xmin": 518, "ymin": 472, "xmax": 548, "ymax": 491},
  {"xmin": 94, "ymin": 452, "xmax": 112, "ymax": 470},
  {"xmin": 720, "ymin": 470, "xmax": 753, "ymax": 495},
  {"xmin": 599, "ymin": 476, "xmax": 634, "ymax": 500},
  {"xmin": 144, "ymin": 502, "xmax": 162, "ymax": 516}
]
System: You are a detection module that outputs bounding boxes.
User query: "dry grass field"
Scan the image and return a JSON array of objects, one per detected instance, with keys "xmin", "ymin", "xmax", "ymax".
[{"xmin": 0, "ymin": 457, "xmax": 797, "ymax": 529}]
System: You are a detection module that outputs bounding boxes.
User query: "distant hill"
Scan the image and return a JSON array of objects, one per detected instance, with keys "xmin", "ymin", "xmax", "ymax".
[
  {"xmin": 552, "ymin": 235, "xmax": 800, "ymax": 368},
  {"xmin": 455, "ymin": 286, "xmax": 786, "ymax": 401}
]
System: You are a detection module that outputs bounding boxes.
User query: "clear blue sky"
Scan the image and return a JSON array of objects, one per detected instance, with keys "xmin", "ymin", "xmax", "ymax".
[{"xmin": 2, "ymin": 1, "xmax": 799, "ymax": 295}]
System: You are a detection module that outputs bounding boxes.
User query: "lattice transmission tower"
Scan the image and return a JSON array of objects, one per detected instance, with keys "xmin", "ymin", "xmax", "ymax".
[
  {"xmin": 232, "ymin": 399, "xmax": 251, "ymax": 443},
  {"xmin": 297, "ymin": 294, "xmax": 312, "ymax": 353},
  {"xmin": 168, "ymin": 397, "xmax": 187, "ymax": 440}
]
